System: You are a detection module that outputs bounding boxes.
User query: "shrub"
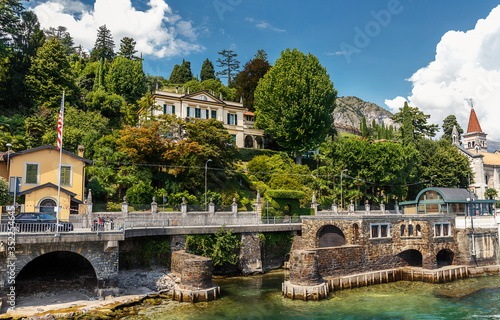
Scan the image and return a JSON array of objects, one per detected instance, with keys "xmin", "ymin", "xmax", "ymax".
[
  {"xmin": 126, "ymin": 180, "xmax": 154, "ymax": 206},
  {"xmin": 185, "ymin": 226, "xmax": 241, "ymax": 266}
]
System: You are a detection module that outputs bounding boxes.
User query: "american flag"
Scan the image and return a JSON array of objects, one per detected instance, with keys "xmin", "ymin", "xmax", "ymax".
[{"xmin": 57, "ymin": 91, "xmax": 65, "ymax": 150}]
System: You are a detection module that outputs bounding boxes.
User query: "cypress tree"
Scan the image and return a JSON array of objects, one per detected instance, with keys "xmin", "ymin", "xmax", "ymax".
[
  {"xmin": 361, "ymin": 116, "xmax": 368, "ymax": 138},
  {"xmin": 401, "ymin": 102, "xmax": 415, "ymax": 146}
]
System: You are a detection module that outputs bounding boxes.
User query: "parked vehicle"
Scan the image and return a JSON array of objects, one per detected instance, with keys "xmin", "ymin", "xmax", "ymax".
[{"xmin": 14, "ymin": 213, "xmax": 74, "ymax": 232}]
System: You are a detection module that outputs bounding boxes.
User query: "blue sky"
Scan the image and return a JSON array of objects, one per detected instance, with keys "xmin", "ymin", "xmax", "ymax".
[{"xmin": 27, "ymin": 0, "xmax": 500, "ymax": 139}]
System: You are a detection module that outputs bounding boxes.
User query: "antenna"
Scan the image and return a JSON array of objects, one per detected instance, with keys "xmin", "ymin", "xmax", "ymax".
[{"xmin": 470, "ymin": 98, "xmax": 474, "ymax": 109}]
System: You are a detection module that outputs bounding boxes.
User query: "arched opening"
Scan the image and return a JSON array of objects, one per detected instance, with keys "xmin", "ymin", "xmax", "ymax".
[
  {"xmin": 283, "ymin": 204, "xmax": 291, "ymax": 216},
  {"xmin": 397, "ymin": 249, "xmax": 422, "ymax": 267},
  {"xmin": 353, "ymin": 223, "xmax": 360, "ymax": 242},
  {"xmin": 416, "ymin": 224, "xmax": 421, "ymax": 236},
  {"xmin": 408, "ymin": 225, "xmax": 414, "ymax": 236},
  {"xmin": 16, "ymin": 251, "xmax": 97, "ymax": 299},
  {"xmin": 255, "ymin": 136, "xmax": 264, "ymax": 149},
  {"xmin": 244, "ymin": 135, "xmax": 254, "ymax": 148},
  {"xmin": 39, "ymin": 198, "xmax": 56, "ymax": 213},
  {"xmin": 436, "ymin": 249, "xmax": 454, "ymax": 268},
  {"xmin": 317, "ymin": 225, "xmax": 345, "ymax": 248},
  {"xmin": 400, "ymin": 225, "xmax": 405, "ymax": 236}
]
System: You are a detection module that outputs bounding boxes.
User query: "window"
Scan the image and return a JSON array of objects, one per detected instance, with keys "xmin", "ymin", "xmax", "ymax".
[
  {"xmin": 25, "ymin": 163, "xmax": 39, "ymax": 184},
  {"xmin": 371, "ymin": 223, "xmax": 391, "ymax": 238},
  {"xmin": 200, "ymin": 95, "xmax": 207, "ymax": 101},
  {"xmin": 187, "ymin": 106, "xmax": 193, "ymax": 117},
  {"xmin": 211, "ymin": 110, "xmax": 217, "ymax": 119},
  {"xmin": 416, "ymin": 224, "xmax": 421, "ymax": 236},
  {"xmin": 408, "ymin": 225, "xmax": 414, "ymax": 236},
  {"xmin": 434, "ymin": 222, "xmax": 451, "ymax": 237},
  {"xmin": 227, "ymin": 113, "xmax": 237, "ymax": 125},
  {"xmin": 60, "ymin": 165, "xmax": 71, "ymax": 186},
  {"xmin": 401, "ymin": 225, "xmax": 405, "ymax": 236},
  {"xmin": 163, "ymin": 104, "xmax": 175, "ymax": 115},
  {"xmin": 195, "ymin": 108, "xmax": 201, "ymax": 118}
]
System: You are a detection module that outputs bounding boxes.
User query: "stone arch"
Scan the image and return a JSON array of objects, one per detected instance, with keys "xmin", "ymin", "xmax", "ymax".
[
  {"xmin": 255, "ymin": 136, "xmax": 264, "ymax": 149},
  {"xmin": 397, "ymin": 249, "xmax": 423, "ymax": 267},
  {"xmin": 244, "ymin": 135, "xmax": 254, "ymax": 148},
  {"xmin": 436, "ymin": 249, "xmax": 454, "ymax": 268},
  {"xmin": 17, "ymin": 250, "xmax": 97, "ymax": 281},
  {"xmin": 317, "ymin": 225, "xmax": 345, "ymax": 248},
  {"xmin": 38, "ymin": 197, "xmax": 57, "ymax": 213}
]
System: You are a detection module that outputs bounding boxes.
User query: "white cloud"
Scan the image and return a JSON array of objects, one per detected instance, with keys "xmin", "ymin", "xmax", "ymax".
[
  {"xmin": 386, "ymin": 5, "xmax": 500, "ymax": 140},
  {"xmin": 384, "ymin": 96, "xmax": 407, "ymax": 114},
  {"xmin": 245, "ymin": 17, "xmax": 285, "ymax": 33},
  {"xmin": 31, "ymin": 0, "xmax": 204, "ymax": 58}
]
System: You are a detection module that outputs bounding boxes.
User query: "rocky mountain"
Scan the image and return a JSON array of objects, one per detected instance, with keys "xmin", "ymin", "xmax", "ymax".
[{"xmin": 334, "ymin": 96, "xmax": 397, "ymax": 129}]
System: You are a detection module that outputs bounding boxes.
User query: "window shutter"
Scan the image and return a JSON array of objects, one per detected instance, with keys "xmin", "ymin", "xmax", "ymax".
[
  {"xmin": 172, "ymin": 105, "xmax": 175, "ymax": 115},
  {"xmin": 187, "ymin": 107, "xmax": 190, "ymax": 117},
  {"xmin": 235, "ymin": 114, "xmax": 238, "ymax": 125},
  {"xmin": 163, "ymin": 104, "xmax": 167, "ymax": 114},
  {"xmin": 227, "ymin": 113, "xmax": 230, "ymax": 124}
]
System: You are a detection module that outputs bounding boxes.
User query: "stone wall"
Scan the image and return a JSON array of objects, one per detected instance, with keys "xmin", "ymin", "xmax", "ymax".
[
  {"xmin": 455, "ymin": 228, "xmax": 499, "ymax": 266},
  {"xmin": 239, "ymin": 232, "xmax": 262, "ymax": 275},
  {"xmin": 294, "ymin": 215, "xmax": 461, "ymax": 277}
]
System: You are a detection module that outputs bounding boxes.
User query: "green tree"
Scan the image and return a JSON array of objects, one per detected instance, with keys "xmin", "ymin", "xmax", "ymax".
[
  {"xmin": 392, "ymin": 102, "xmax": 439, "ymax": 140},
  {"xmin": 361, "ymin": 116, "xmax": 368, "ymax": 138},
  {"xmin": 400, "ymin": 102, "xmax": 415, "ymax": 147},
  {"xmin": 90, "ymin": 25, "xmax": 115, "ymax": 62},
  {"xmin": 118, "ymin": 37, "xmax": 137, "ymax": 59},
  {"xmin": 254, "ymin": 49, "xmax": 268, "ymax": 61},
  {"xmin": 186, "ymin": 226, "xmax": 241, "ymax": 266},
  {"xmin": 442, "ymin": 115, "xmax": 463, "ymax": 143},
  {"xmin": 236, "ymin": 52, "xmax": 271, "ymax": 110},
  {"xmin": 0, "ymin": 177, "xmax": 10, "ymax": 205},
  {"xmin": 200, "ymin": 58, "xmax": 215, "ymax": 81},
  {"xmin": 26, "ymin": 38, "xmax": 80, "ymax": 110},
  {"xmin": 85, "ymin": 89, "xmax": 125, "ymax": 128},
  {"xmin": 254, "ymin": 48, "xmax": 337, "ymax": 163},
  {"xmin": 216, "ymin": 49, "xmax": 240, "ymax": 86},
  {"xmin": 106, "ymin": 56, "xmax": 147, "ymax": 103},
  {"xmin": 169, "ymin": 59, "xmax": 192, "ymax": 84},
  {"xmin": 485, "ymin": 188, "xmax": 498, "ymax": 200},
  {"xmin": 0, "ymin": 0, "xmax": 23, "ymax": 55},
  {"xmin": 44, "ymin": 26, "xmax": 75, "ymax": 56},
  {"xmin": 42, "ymin": 106, "xmax": 110, "ymax": 157}
]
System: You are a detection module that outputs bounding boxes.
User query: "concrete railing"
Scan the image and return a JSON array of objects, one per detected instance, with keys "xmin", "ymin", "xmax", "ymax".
[{"xmin": 455, "ymin": 216, "xmax": 497, "ymax": 229}]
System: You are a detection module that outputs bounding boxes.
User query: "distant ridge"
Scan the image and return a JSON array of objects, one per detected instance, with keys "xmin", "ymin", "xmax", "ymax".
[{"xmin": 334, "ymin": 96, "xmax": 396, "ymax": 130}]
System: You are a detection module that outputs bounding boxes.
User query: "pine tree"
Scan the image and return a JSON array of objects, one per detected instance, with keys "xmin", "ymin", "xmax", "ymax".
[
  {"xmin": 44, "ymin": 26, "xmax": 75, "ymax": 56},
  {"xmin": 216, "ymin": 49, "xmax": 240, "ymax": 86},
  {"xmin": 401, "ymin": 102, "xmax": 415, "ymax": 147},
  {"xmin": 90, "ymin": 25, "xmax": 115, "ymax": 62},
  {"xmin": 361, "ymin": 116, "xmax": 368, "ymax": 138},
  {"xmin": 118, "ymin": 37, "xmax": 137, "ymax": 60},
  {"xmin": 169, "ymin": 59, "xmax": 192, "ymax": 84},
  {"xmin": 200, "ymin": 58, "xmax": 215, "ymax": 81}
]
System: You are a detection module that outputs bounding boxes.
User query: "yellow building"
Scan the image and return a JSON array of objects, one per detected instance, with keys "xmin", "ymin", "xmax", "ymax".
[{"xmin": 0, "ymin": 145, "xmax": 90, "ymax": 220}]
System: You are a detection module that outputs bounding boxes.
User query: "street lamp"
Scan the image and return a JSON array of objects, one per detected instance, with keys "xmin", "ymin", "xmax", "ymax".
[
  {"xmin": 6, "ymin": 143, "xmax": 11, "ymax": 179},
  {"xmin": 430, "ymin": 175, "xmax": 437, "ymax": 187},
  {"xmin": 205, "ymin": 159, "xmax": 212, "ymax": 211},
  {"xmin": 341, "ymin": 169, "xmax": 348, "ymax": 211}
]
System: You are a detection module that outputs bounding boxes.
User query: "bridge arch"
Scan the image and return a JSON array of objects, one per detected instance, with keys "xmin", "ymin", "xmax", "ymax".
[
  {"xmin": 317, "ymin": 225, "xmax": 345, "ymax": 248},
  {"xmin": 397, "ymin": 249, "xmax": 423, "ymax": 267},
  {"xmin": 16, "ymin": 251, "xmax": 98, "ymax": 287}
]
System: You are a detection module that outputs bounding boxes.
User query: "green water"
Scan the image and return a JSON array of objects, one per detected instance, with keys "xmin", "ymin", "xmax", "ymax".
[{"xmin": 130, "ymin": 271, "xmax": 500, "ymax": 319}]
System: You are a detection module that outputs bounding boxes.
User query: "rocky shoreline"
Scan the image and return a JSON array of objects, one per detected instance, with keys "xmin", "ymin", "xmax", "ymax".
[{"xmin": 1, "ymin": 268, "xmax": 179, "ymax": 319}]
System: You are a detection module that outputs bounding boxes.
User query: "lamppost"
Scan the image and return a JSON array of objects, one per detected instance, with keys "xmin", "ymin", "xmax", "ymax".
[
  {"xmin": 205, "ymin": 159, "xmax": 212, "ymax": 211},
  {"xmin": 341, "ymin": 169, "xmax": 348, "ymax": 210},
  {"xmin": 430, "ymin": 175, "xmax": 437, "ymax": 187},
  {"xmin": 6, "ymin": 143, "xmax": 11, "ymax": 179}
]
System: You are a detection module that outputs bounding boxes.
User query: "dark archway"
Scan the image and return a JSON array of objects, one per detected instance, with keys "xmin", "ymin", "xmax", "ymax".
[
  {"xmin": 317, "ymin": 225, "xmax": 345, "ymax": 248},
  {"xmin": 397, "ymin": 249, "xmax": 423, "ymax": 267},
  {"xmin": 16, "ymin": 251, "xmax": 97, "ymax": 297},
  {"xmin": 244, "ymin": 135, "xmax": 254, "ymax": 148},
  {"xmin": 436, "ymin": 249, "xmax": 454, "ymax": 268}
]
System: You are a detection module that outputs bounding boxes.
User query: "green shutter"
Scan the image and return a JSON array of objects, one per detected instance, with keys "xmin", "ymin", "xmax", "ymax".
[
  {"xmin": 60, "ymin": 166, "xmax": 71, "ymax": 186},
  {"xmin": 26, "ymin": 163, "xmax": 38, "ymax": 184}
]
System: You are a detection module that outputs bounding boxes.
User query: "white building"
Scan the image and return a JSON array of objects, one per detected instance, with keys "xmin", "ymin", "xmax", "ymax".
[
  {"xmin": 152, "ymin": 89, "xmax": 265, "ymax": 149},
  {"xmin": 454, "ymin": 106, "xmax": 500, "ymax": 199}
]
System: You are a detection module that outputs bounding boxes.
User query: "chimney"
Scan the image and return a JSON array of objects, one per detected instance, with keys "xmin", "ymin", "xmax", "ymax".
[
  {"xmin": 240, "ymin": 96, "xmax": 243, "ymax": 104},
  {"xmin": 176, "ymin": 86, "xmax": 179, "ymax": 94},
  {"xmin": 187, "ymin": 87, "xmax": 190, "ymax": 94},
  {"xmin": 219, "ymin": 92, "xmax": 223, "ymax": 100},
  {"xmin": 78, "ymin": 145, "xmax": 85, "ymax": 158}
]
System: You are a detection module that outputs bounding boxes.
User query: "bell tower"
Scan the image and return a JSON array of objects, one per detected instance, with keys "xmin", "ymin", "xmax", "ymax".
[{"xmin": 463, "ymin": 99, "xmax": 487, "ymax": 154}]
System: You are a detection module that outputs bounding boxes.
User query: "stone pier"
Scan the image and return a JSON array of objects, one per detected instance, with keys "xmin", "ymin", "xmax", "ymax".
[
  {"xmin": 239, "ymin": 232, "xmax": 263, "ymax": 275},
  {"xmin": 282, "ymin": 249, "xmax": 329, "ymax": 300},
  {"xmin": 171, "ymin": 251, "xmax": 219, "ymax": 302}
]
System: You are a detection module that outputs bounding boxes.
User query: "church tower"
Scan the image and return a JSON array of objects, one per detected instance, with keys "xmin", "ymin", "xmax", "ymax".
[{"xmin": 463, "ymin": 102, "xmax": 487, "ymax": 154}]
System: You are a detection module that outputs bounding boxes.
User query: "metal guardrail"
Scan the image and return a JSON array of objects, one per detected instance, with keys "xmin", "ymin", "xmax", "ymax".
[{"xmin": 0, "ymin": 214, "xmax": 302, "ymax": 235}]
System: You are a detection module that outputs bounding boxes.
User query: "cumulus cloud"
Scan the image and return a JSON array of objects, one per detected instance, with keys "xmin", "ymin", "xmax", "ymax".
[
  {"xmin": 386, "ymin": 5, "xmax": 500, "ymax": 140},
  {"xmin": 31, "ymin": 0, "xmax": 204, "ymax": 58},
  {"xmin": 245, "ymin": 17, "xmax": 285, "ymax": 33}
]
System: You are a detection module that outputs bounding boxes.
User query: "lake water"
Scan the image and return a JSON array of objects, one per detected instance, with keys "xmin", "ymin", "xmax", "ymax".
[{"xmin": 130, "ymin": 271, "xmax": 500, "ymax": 319}]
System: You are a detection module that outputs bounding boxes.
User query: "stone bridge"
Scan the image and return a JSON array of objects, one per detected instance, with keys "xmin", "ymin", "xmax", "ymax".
[{"xmin": 0, "ymin": 208, "xmax": 301, "ymax": 296}]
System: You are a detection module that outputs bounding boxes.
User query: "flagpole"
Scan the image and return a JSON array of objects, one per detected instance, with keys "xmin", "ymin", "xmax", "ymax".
[{"xmin": 56, "ymin": 91, "xmax": 65, "ymax": 233}]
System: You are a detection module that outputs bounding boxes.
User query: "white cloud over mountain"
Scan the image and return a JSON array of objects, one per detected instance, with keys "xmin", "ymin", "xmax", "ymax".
[
  {"xmin": 32, "ymin": 0, "xmax": 204, "ymax": 58},
  {"xmin": 385, "ymin": 5, "xmax": 500, "ymax": 140}
]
